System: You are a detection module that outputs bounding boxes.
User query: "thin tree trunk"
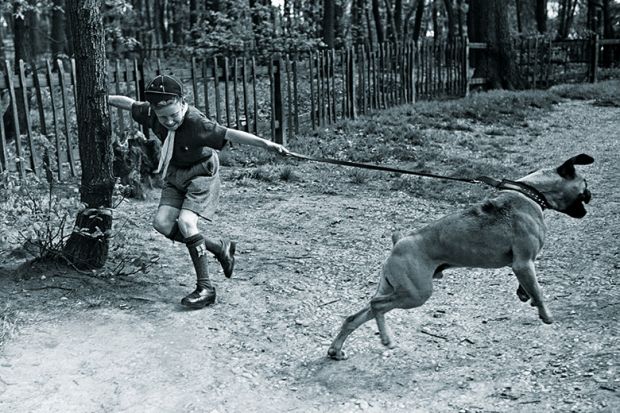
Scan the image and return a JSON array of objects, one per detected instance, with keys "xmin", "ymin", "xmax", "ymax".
[
  {"xmin": 323, "ymin": 0, "xmax": 335, "ymax": 49},
  {"xmin": 372, "ymin": 0, "xmax": 385, "ymax": 43},
  {"xmin": 443, "ymin": 0, "xmax": 455, "ymax": 40},
  {"xmin": 13, "ymin": 2, "xmax": 30, "ymax": 62},
  {"xmin": 412, "ymin": 0, "xmax": 425, "ymax": 41},
  {"xmin": 51, "ymin": 0, "xmax": 67, "ymax": 58}
]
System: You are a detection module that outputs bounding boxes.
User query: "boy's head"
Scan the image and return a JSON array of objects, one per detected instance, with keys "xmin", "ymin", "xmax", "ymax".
[
  {"xmin": 145, "ymin": 75, "xmax": 186, "ymax": 130},
  {"xmin": 145, "ymin": 75, "xmax": 184, "ymax": 106}
]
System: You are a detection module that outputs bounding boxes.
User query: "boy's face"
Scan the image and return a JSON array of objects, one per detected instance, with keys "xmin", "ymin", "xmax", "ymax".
[{"xmin": 153, "ymin": 99, "xmax": 185, "ymax": 131}]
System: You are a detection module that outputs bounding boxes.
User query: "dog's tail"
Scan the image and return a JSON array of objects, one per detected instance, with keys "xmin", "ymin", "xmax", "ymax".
[{"xmin": 391, "ymin": 231, "xmax": 403, "ymax": 245}]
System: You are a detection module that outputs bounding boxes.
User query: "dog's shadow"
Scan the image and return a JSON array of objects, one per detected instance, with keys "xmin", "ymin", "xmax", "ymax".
[{"xmin": 294, "ymin": 347, "xmax": 428, "ymax": 393}]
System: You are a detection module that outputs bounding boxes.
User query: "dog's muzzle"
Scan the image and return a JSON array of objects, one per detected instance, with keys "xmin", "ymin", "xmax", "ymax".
[
  {"xmin": 564, "ymin": 188, "xmax": 591, "ymax": 218},
  {"xmin": 580, "ymin": 188, "xmax": 591, "ymax": 204}
]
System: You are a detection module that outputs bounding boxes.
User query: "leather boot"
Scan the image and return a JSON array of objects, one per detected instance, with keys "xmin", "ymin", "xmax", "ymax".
[
  {"xmin": 181, "ymin": 234, "xmax": 216, "ymax": 308},
  {"xmin": 205, "ymin": 238, "xmax": 236, "ymax": 278}
]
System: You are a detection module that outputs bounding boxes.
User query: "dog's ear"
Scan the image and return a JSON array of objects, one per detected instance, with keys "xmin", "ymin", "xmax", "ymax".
[{"xmin": 557, "ymin": 154, "xmax": 594, "ymax": 179}]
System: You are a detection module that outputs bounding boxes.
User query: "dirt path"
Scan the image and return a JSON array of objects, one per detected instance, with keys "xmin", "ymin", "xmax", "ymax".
[{"xmin": 1, "ymin": 100, "xmax": 618, "ymax": 412}]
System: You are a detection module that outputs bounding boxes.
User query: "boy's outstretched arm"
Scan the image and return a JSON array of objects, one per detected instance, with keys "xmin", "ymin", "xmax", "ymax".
[
  {"xmin": 109, "ymin": 95, "xmax": 136, "ymax": 111},
  {"xmin": 225, "ymin": 129, "xmax": 289, "ymax": 155}
]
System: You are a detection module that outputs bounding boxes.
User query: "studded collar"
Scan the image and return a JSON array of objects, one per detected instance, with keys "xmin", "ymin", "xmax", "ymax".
[{"xmin": 498, "ymin": 179, "xmax": 551, "ymax": 210}]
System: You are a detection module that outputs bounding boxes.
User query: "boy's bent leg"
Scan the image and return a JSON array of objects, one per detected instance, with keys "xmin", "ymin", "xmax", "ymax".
[{"xmin": 181, "ymin": 233, "xmax": 216, "ymax": 308}]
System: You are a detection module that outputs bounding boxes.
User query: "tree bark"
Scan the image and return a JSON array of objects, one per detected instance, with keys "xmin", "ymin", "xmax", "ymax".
[
  {"xmin": 323, "ymin": 0, "xmax": 336, "ymax": 48},
  {"xmin": 468, "ymin": 0, "xmax": 525, "ymax": 89},
  {"xmin": 63, "ymin": 0, "xmax": 115, "ymax": 269}
]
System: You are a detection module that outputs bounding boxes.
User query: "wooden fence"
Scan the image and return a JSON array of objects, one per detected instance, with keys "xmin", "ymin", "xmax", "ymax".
[{"xmin": 0, "ymin": 36, "xmax": 617, "ymax": 182}]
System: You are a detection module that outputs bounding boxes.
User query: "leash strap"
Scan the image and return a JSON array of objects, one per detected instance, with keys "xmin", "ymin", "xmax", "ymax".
[
  {"xmin": 286, "ymin": 152, "xmax": 551, "ymax": 210},
  {"xmin": 287, "ymin": 152, "xmax": 483, "ymax": 184}
]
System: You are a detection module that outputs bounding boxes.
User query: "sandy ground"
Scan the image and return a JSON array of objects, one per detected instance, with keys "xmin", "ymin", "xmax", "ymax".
[{"xmin": 0, "ymin": 100, "xmax": 618, "ymax": 413}]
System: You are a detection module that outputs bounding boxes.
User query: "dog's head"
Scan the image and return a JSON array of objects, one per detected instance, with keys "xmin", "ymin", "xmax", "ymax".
[{"xmin": 518, "ymin": 154, "xmax": 594, "ymax": 218}]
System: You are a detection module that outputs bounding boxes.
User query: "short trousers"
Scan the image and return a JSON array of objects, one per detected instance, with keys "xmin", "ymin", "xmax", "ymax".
[{"xmin": 159, "ymin": 153, "xmax": 221, "ymax": 221}]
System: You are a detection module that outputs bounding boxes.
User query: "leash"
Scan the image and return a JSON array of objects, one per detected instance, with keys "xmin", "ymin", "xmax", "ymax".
[{"xmin": 286, "ymin": 151, "xmax": 551, "ymax": 210}]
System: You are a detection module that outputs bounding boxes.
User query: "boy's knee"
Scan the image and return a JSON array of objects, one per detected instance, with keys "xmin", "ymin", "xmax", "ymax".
[
  {"xmin": 153, "ymin": 215, "xmax": 174, "ymax": 235},
  {"xmin": 177, "ymin": 210, "xmax": 199, "ymax": 232}
]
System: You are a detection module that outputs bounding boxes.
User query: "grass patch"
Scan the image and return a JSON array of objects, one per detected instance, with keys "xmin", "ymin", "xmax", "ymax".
[
  {"xmin": 550, "ymin": 80, "xmax": 620, "ymax": 104},
  {"xmin": 278, "ymin": 166, "xmax": 302, "ymax": 182}
]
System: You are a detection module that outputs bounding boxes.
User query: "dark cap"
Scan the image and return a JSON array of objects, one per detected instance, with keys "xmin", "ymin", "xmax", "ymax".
[{"xmin": 144, "ymin": 75, "xmax": 184, "ymax": 106}]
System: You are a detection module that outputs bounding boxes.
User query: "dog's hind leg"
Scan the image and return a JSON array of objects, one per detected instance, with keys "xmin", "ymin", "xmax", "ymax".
[
  {"xmin": 512, "ymin": 259, "xmax": 553, "ymax": 324},
  {"xmin": 328, "ymin": 305, "xmax": 374, "ymax": 360},
  {"xmin": 516, "ymin": 284, "xmax": 530, "ymax": 302},
  {"xmin": 328, "ymin": 278, "xmax": 397, "ymax": 360}
]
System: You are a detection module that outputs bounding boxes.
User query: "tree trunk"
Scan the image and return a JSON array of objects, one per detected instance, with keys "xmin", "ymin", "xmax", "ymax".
[
  {"xmin": 412, "ymin": 0, "xmax": 425, "ymax": 41},
  {"xmin": 536, "ymin": 0, "xmax": 547, "ymax": 33},
  {"xmin": 170, "ymin": 0, "xmax": 184, "ymax": 45},
  {"xmin": 557, "ymin": 0, "xmax": 578, "ymax": 40},
  {"xmin": 27, "ymin": 9, "xmax": 43, "ymax": 58},
  {"xmin": 443, "ymin": 0, "xmax": 456, "ymax": 40},
  {"xmin": 468, "ymin": 0, "xmax": 525, "ymax": 89},
  {"xmin": 601, "ymin": 0, "xmax": 615, "ymax": 67},
  {"xmin": 516, "ymin": 0, "xmax": 538, "ymax": 34},
  {"xmin": 395, "ymin": 0, "xmax": 403, "ymax": 42},
  {"xmin": 383, "ymin": 0, "xmax": 399, "ymax": 43},
  {"xmin": 322, "ymin": 0, "xmax": 336, "ymax": 48},
  {"xmin": 323, "ymin": 0, "xmax": 335, "ymax": 48},
  {"xmin": 13, "ymin": 2, "xmax": 31, "ymax": 62},
  {"xmin": 63, "ymin": 0, "xmax": 115, "ymax": 270},
  {"xmin": 190, "ymin": 0, "xmax": 198, "ymax": 30},
  {"xmin": 432, "ymin": 0, "xmax": 442, "ymax": 41},
  {"xmin": 51, "ymin": 0, "xmax": 68, "ymax": 58},
  {"xmin": 372, "ymin": 0, "xmax": 385, "ymax": 43}
]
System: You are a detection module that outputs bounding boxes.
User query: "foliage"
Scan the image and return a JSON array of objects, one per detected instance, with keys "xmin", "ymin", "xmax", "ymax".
[
  {"xmin": 0, "ymin": 169, "xmax": 140, "ymax": 265},
  {"xmin": 0, "ymin": 172, "xmax": 83, "ymax": 261}
]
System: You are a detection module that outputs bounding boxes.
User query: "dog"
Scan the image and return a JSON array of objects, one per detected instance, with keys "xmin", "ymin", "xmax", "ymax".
[{"xmin": 328, "ymin": 154, "xmax": 593, "ymax": 360}]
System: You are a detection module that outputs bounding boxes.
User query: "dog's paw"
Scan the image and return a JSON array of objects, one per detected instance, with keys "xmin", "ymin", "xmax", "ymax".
[
  {"xmin": 327, "ymin": 347, "xmax": 348, "ymax": 361},
  {"xmin": 516, "ymin": 285, "xmax": 530, "ymax": 302},
  {"xmin": 540, "ymin": 314, "xmax": 554, "ymax": 324}
]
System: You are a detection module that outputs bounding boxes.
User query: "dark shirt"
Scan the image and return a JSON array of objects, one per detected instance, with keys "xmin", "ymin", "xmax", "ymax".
[{"xmin": 131, "ymin": 102, "xmax": 228, "ymax": 167}]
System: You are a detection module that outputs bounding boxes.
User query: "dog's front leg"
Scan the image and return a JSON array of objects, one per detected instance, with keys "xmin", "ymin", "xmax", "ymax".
[{"xmin": 512, "ymin": 260, "xmax": 553, "ymax": 324}]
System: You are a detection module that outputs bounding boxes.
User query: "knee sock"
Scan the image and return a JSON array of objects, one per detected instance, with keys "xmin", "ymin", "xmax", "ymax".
[{"xmin": 185, "ymin": 234, "xmax": 213, "ymax": 290}]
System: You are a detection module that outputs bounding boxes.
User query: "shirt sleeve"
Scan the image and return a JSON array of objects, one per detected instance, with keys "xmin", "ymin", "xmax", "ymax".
[{"xmin": 199, "ymin": 118, "xmax": 228, "ymax": 151}]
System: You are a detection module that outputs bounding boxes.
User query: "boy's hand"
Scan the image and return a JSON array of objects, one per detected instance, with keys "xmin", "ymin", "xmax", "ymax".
[{"xmin": 266, "ymin": 141, "xmax": 290, "ymax": 156}]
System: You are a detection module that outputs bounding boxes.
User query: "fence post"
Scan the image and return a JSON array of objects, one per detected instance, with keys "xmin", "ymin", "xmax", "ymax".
[
  {"xmin": 590, "ymin": 34, "xmax": 599, "ymax": 83},
  {"xmin": 463, "ymin": 35, "xmax": 470, "ymax": 97},
  {"xmin": 4, "ymin": 60, "xmax": 25, "ymax": 178},
  {"xmin": 18, "ymin": 60, "xmax": 39, "ymax": 176},
  {"xmin": 270, "ymin": 54, "xmax": 286, "ymax": 145}
]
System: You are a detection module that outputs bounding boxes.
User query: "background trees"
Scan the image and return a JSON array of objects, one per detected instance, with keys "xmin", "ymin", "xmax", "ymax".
[{"xmin": 1, "ymin": 1, "xmax": 617, "ymax": 61}]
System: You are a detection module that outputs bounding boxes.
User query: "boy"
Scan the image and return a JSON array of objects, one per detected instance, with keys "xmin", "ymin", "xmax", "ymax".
[{"xmin": 109, "ymin": 74, "xmax": 289, "ymax": 309}]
